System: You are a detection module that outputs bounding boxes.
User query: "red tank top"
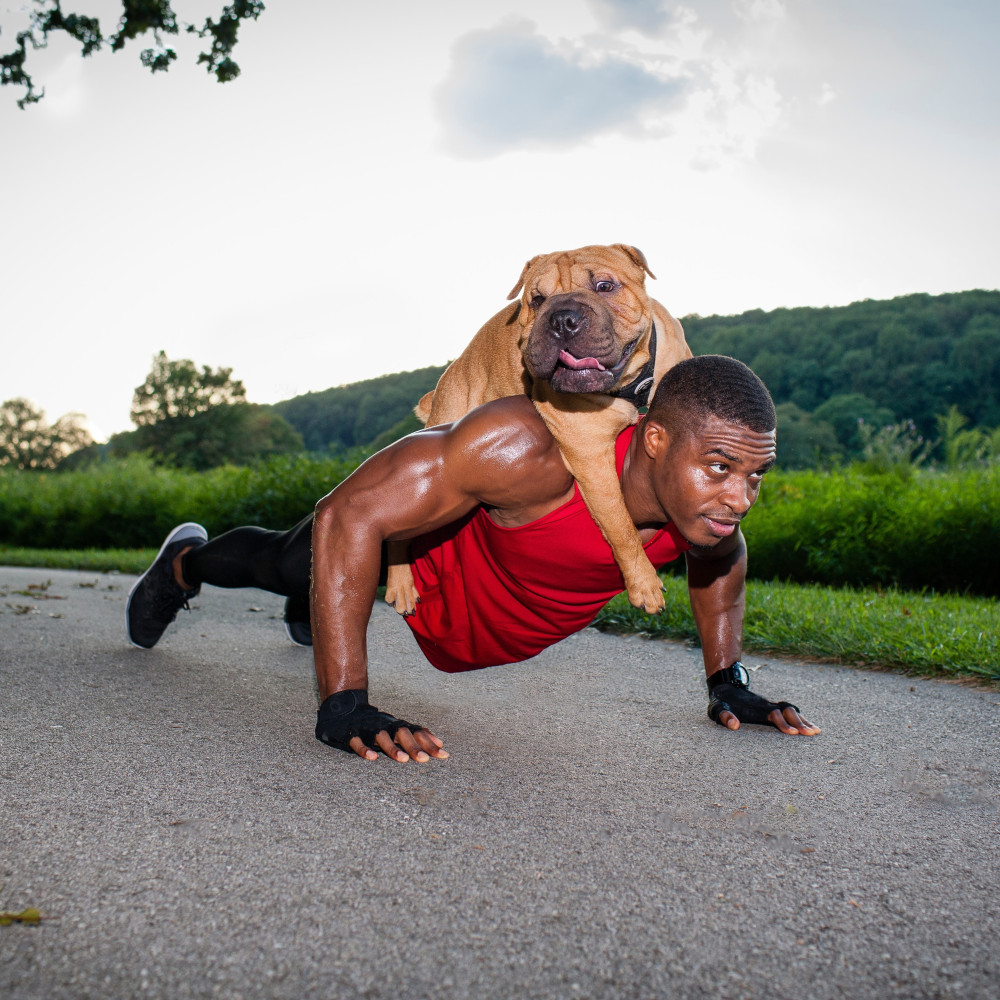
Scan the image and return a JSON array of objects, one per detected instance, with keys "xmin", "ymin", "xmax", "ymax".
[{"xmin": 404, "ymin": 423, "xmax": 690, "ymax": 672}]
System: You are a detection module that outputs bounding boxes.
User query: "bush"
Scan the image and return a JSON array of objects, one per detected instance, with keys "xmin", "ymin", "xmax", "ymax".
[
  {"xmin": 0, "ymin": 452, "xmax": 365, "ymax": 549},
  {"xmin": 1, "ymin": 455, "xmax": 997, "ymax": 597},
  {"xmin": 744, "ymin": 464, "xmax": 1000, "ymax": 596}
]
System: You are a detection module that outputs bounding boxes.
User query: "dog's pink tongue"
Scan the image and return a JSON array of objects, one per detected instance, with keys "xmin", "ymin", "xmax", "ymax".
[{"xmin": 558, "ymin": 349, "xmax": 606, "ymax": 371}]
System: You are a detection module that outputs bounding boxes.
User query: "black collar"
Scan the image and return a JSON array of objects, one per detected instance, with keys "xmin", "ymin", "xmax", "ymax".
[{"xmin": 609, "ymin": 322, "xmax": 657, "ymax": 407}]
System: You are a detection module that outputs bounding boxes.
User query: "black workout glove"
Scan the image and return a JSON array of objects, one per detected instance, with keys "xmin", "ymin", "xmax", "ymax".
[
  {"xmin": 707, "ymin": 662, "xmax": 799, "ymax": 728},
  {"xmin": 315, "ymin": 689, "xmax": 419, "ymax": 753}
]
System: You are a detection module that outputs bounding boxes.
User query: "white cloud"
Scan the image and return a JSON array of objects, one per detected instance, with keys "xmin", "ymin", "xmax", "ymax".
[
  {"xmin": 435, "ymin": 5, "xmax": 796, "ymax": 167},
  {"xmin": 733, "ymin": 0, "xmax": 786, "ymax": 24},
  {"xmin": 435, "ymin": 17, "xmax": 688, "ymax": 158},
  {"xmin": 587, "ymin": 0, "xmax": 676, "ymax": 34}
]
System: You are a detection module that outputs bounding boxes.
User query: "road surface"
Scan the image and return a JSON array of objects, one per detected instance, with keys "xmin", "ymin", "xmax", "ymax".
[{"xmin": 1, "ymin": 565, "xmax": 997, "ymax": 999}]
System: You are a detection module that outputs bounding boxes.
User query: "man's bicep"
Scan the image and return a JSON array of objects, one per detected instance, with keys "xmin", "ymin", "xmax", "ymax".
[{"xmin": 316, "ymin": 430, "xmax": 481, "ymax": 543}]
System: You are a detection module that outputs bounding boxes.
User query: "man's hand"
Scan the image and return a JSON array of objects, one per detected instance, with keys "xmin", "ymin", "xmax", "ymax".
[
  {"xmin": 348, "ymin": 726, "xmax": 449, "ymax": 762},
  {"xmin": 707, "ymin": 663, "xmax": 821, "ymax": 736},
  {"xmin": 715, "ymin": 703, "xmax": 821, "ymax": 736},
  {"xmin": 315, "ymin": 689, "xmax": 449, "ymax": 762}
]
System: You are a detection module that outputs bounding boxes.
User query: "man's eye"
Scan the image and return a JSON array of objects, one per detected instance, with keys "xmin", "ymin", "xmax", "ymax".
[
  {"xmin": 595, "ymin": 280, "xmax": 615, "ymax": 293},
  {"xmin": 710, "ymin": 462, "xmax": 727, "ymax": 474}
]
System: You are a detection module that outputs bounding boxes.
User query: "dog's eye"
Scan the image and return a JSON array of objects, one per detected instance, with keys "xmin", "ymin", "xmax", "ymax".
[
  {"xmin": 595, "ymin": 280, "xmax": 615, "ymax": 294},
  {"xmin": 530, "ymin": 294, "xmax": 546, "ymax": 309}
]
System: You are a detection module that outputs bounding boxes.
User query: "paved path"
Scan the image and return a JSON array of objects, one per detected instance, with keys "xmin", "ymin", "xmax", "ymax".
[{"xmin": 1, "ymin": 565, "xmax": 998, "ymax": 1000}]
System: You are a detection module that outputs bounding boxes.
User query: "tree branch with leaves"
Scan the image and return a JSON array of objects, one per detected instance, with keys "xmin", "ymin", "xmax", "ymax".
[{"xmin": 1, "ymin": 0, "xmax": 264, "ymax": 108}]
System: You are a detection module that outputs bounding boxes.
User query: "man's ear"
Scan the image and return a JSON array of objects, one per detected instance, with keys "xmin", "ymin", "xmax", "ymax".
[{"xmin": 641, "ymin": 418, "xmax": 670, "ymax": 461}]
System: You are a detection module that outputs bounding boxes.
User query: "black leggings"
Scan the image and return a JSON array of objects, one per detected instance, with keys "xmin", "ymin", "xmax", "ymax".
[
  {"xmin": 180, "ymin": 514, "xmax": 390, "ymax": 610},
  {"xmin": 182, "ymin": 514, "xmax": 314, "ymax": 599}
]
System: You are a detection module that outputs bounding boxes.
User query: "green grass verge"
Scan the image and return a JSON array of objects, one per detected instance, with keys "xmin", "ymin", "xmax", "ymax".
[
  {"xmin": 4, "ymin": 547, "xmax": 996, "ymax": 684},
  {"xmin": 595, "ymin": 575, "xmax": 999, "ymax": 683},
  {"xmin": 0, "ymin": 547, "xmax": 156, "ymax": 575}
]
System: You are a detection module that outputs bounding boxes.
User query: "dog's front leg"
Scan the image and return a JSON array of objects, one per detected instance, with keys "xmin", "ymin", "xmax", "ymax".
[
  {"xmin": 532, "ymin": 393, "xmax": 666, "ymax": 614},
  {"xmin": 384, "ymin": 540, "xmax": 419, "ymax": 615}
]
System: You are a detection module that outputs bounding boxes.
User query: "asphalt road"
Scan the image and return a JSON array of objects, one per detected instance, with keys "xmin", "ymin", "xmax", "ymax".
[{"xmin": 1, "ymin": 565, "xmax": 998, "ymax": 1000}]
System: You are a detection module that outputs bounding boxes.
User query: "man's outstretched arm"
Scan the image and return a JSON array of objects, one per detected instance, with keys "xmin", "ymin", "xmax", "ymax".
[
  {"xmin": 685, "ymin": 530, "xmax": 820, "ymax": 735},
  {"xmin": 310, "ymin": 397, "xmax": 573, "ymax": 761},
  {"xmin": 310, "ymin": 426, "xmax": 477, "ymax": 762}
]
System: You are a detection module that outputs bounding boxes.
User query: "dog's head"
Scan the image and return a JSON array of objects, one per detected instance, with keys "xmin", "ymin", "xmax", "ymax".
[{"xmin": 507, "ymin": 243, "xmax": 657, "ymax": 395}]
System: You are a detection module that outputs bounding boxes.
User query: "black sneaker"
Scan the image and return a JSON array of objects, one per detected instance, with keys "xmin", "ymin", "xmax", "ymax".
[
  {"xmin": 283, "ymin": 594, "xmax": 313, "ymax": 647},
  {"xmin": 126, "ymin": 522, "xmax": 208, "ymax": 648}
]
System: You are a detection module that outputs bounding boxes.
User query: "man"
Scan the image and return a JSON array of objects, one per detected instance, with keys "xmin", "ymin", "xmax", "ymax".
[{"xmin": 127, "ymin": 355, "xmax": 820, "ymax": 763}]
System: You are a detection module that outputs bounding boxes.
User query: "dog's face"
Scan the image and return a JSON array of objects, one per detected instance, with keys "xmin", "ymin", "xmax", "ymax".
[{"xmin": 508, "ymin": 243, "xmax": 656, "ymax": 395}]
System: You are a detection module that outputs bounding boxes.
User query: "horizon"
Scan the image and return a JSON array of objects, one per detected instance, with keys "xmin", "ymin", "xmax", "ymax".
[{"xmin": 2, "ymin": 0, "xmax": 998, "ymax": 440}]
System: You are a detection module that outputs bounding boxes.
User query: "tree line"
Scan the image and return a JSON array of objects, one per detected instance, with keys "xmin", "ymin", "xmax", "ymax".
[
  {"xmin": 683, "ymin": 289, "xmax": 1000, "ymax": 467},
  {"xmin": 2, "ymin": 289, "xmax": 998, "ymax": 473}
]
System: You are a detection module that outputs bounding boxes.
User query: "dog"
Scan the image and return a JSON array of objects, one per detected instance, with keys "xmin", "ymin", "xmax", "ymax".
[{"xmin": 385, "ymin": 243, "xmax": 692, "ymax": 616}]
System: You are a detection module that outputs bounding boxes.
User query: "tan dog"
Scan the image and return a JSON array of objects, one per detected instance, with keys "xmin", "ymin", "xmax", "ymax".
[{"xmin": 385, "ymin": 243, "xmax": 692, "ymax": 616}]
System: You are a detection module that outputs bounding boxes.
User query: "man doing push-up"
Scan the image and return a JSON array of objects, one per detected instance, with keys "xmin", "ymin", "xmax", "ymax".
[{"xmin": 126, "ymin": 355, "xmax": 820, "ymax": 762}]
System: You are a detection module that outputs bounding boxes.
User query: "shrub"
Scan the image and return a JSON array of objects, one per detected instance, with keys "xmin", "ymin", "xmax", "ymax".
[
  {"xmin": 745, "ymin": 464, "xmax": 1000, "ymax": 595},
  {"xmin": 0, "ymin": 452, "xmax": 366, "ymax": 549},
  {"xmin": 1, "ymin": 455, "xmax": 997, "ymax": 596}
]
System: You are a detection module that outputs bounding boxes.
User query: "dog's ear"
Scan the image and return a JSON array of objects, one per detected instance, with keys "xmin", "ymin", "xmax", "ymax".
[
  {"xmin": 615, "ymin": 244, "xmax": 657, "ymax": 281},
  {"xmin": 507, "ymin": 255, "xmax": 542, "ymax": 300}
]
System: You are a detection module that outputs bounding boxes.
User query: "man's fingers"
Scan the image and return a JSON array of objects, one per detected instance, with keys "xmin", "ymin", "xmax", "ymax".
[
  {"xmin": 347, "ymin": 728, "xmax": 448, "ymax": 762},
  {"xmin": 783, "ymin": 706, "xmax": 822, "ymax": 735},
  {"xmin": 348, "ymin": 736, "xmax": 378, "ymax": 761},
  {"xmin": 392, "ymin": 727, "xmax": 430, "ymax": 763},
  {"xmin": 768, "ymin": 707, "xmax": 822, "ymax": 735},
  {"xmin": 374, "ymin": 730, "xmax": 410, "ymax": 762},
  {"xmin": 768, "ymin": 708, "xmax": 800, "ymax": 734},
  {"xmin": 719, "ymin": 711, "xmax": 740, "ymax": 731},
  {"xmin": 411, "ymin": 727, "xmax": 449, "ymax": 759}
]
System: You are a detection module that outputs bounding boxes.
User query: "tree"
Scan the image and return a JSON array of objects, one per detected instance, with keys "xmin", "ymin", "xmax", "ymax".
[
  {"xmin": 773, "ymin": 402, "xmax": 841, "ymax": 469},
  {"xmin": 1, "ymin": 0, "xmax": 264, "ymax": 109},
  {"xmin": 812, "ymin": 393, "xmax": 894, "ymax": 455},
  {"xmin": 0, "ymin": 397, "xmax": 92, "ymax": 469},
  {"xmin": 122, "ymin": 351, "xmax": 302, "ymax": 468},
  {"xmin": 131, "ymin": 403, "xmax": 303, "ymax": 470},
  {"xmin": 272, "ymin": 365, "xmax": 447, "ymax": 452},
  {"xmin": 131, "ymin": 350, "xmax": 247, "ymax": 426}
]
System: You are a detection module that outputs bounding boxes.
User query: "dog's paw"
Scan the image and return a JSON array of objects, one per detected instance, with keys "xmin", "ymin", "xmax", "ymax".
[
  {"xmin": 624, "ymin": 565, "xmax": 666, "ymax": 614},
  {"xmin": 385, "ymin": 567, "xmax": 420, "ymax": 616}
]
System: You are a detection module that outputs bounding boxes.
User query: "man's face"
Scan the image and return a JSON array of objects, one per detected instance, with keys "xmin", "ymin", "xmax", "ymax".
[{"xmin": 654, "ymin": 414, "xmax": 777, "ymax": 548}]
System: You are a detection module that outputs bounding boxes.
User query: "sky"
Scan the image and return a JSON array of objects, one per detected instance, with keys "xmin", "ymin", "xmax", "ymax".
[{"xmin": 1, "ymin": 0, "xmax": 998, "ymax": 441}]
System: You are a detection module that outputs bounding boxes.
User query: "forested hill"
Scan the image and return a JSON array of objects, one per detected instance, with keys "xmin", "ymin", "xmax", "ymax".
[
  {"xmin": 272, "ymin": 365, "xmax": 446, "ymax": 452},
  {"xmin": 273, "ymin": 289, "xmax": 999, "ymax": 457},
  {"xmin": 683, "ymin": 289, "xmax": 1000, "ymax": 435}
]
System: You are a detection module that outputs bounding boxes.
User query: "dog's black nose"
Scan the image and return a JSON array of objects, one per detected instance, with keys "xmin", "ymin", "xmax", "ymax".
[{"xmin": 548, "ymin": 308, "xmax": 586, "ymax": 339}]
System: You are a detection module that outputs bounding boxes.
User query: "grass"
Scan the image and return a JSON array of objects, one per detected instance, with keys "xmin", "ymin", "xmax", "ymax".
[
  {"xmin": 0, "ymin": 546, "xmax": 156, "ymax": 575},
  {"xmin": 4, "ymin": 547, "xmax": 997, "ymax": 685},
  {"xmin": 595, "ymin": 575, "xmax": 999, "ymax": 684}
]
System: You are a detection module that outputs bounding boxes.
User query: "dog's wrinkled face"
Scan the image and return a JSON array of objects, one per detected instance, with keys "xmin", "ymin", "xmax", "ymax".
[{"xmin": 510, "ymin": 244, "xmax": 656, "ymax": 395}]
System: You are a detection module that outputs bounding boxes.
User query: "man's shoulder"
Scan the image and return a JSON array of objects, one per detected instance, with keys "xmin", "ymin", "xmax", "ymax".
[
  {"xmin": 445, "ymin": 397, "xmax": 572, "ymax": 505},
  {"xmin": 451, "ymin": 396, "xmax": 553, "ymax": 450}
]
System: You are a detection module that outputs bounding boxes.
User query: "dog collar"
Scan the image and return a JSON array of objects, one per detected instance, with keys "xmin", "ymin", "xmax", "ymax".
[{"xmin": 609, "ymin": 321, "xmax": 657, "ymax": 407}]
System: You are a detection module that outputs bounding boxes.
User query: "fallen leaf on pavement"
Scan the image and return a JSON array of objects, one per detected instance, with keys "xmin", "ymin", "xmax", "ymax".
[{"xmin": 0, "ymin": 907, "xmax": 42, "ymax": 926}]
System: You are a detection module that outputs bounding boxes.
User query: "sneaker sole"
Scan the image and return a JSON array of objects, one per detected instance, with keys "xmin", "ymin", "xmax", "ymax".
[
  {"xmin": 284, "ymin": 620, "xmax": 313, "ymax": 647},
  {"xmin": 126, "ymin": 521, "xmax": 208, "ymax": 649}
]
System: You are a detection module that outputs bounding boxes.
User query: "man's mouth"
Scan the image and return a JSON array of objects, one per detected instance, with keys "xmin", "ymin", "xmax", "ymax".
[{"xmin": 702, "ymin": 515, "xmax": 740, "ymax": 538}]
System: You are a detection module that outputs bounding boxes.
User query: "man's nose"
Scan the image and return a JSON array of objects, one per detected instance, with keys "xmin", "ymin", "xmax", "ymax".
[{"xmin": 720, "ymin": 478, "xmax": 753, "ymax": 514}]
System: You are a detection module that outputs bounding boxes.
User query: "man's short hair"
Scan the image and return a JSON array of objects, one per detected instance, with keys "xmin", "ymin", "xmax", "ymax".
[{"xmin": 646, "ymin": 355, "xmax": 775, "ymax": 434}]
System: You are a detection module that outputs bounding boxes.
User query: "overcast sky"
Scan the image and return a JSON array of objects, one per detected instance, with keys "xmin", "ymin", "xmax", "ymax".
[{"xmin": 2, "ymin": 0, "xmax": 997, "ymax": 440}]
